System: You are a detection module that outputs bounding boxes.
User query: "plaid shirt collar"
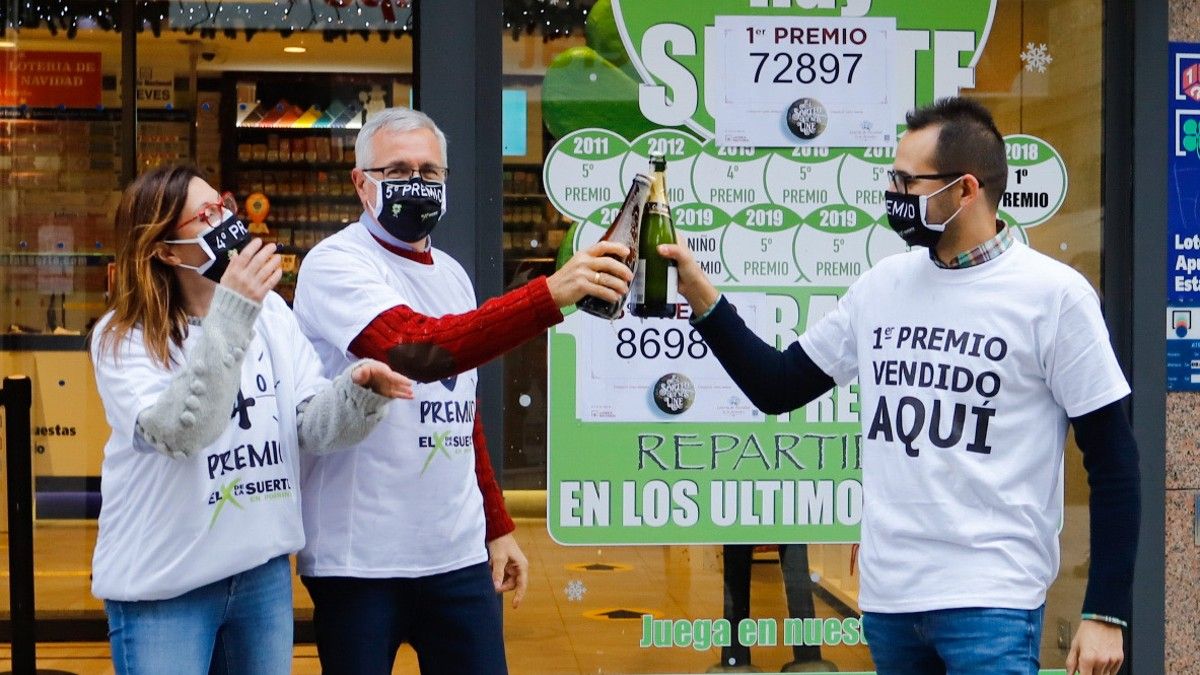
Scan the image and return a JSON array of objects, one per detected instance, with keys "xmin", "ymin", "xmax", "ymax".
[{"xmin": 931, "ymin": 220, "xmax": 1013, "ymax": 269}]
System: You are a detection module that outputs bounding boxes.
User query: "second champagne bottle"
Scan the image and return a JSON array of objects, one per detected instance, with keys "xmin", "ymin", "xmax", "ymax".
[{"xmin": 630, "ymin": 155, "xmax": 680, "ymax": 319}]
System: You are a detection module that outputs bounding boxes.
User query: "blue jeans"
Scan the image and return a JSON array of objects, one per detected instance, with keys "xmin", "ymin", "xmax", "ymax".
[
  {"xmin": 105, "ymin": 555, "xmax": 293, "ymax": 675},
  {"xmin": 862, "ymin": 605, "xmax": 1045, "ymax": 675},
  {"xmin": 302, "ymin": 562, "xmax": 507, "ymax": 675}
]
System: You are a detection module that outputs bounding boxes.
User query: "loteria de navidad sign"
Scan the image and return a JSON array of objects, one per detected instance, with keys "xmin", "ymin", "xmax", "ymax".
[{"xmin": 545, "ymin": 0, "xmax": 1069, "ymax": 545}]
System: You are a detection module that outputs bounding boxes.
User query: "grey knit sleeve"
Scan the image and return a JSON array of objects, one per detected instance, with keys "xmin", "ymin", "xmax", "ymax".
[
  {"xmin": 296, "ymin": 360, "xmax": 392, "ymax": 455},
  {"xmin": 133, "ymin": 286, "xmax": 261, "ymax": 459}
]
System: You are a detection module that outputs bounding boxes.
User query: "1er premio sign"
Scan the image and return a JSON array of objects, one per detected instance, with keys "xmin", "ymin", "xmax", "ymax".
[
  {"xmin": 0, "ymin": 50, "xmax": 102, "ymax": 108},
  {"xmin": 713, "ymin": 16, "xmax": 896, "ymax": 147}
]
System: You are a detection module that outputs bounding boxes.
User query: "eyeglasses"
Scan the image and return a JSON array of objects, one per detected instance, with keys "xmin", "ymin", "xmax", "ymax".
[
  {"xmin": 886, "ymin": 170, "xmax": 980, "ymax": 195},
  {"xmin": 363, "ymin": 163, "xmax": 449, "ymax": 182},
  {"xmin": 178, "ymin": 192, "xmax": 239, "ymax": 229}
]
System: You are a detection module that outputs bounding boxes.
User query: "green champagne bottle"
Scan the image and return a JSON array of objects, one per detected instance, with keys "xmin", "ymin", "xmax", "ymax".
[
  {"xmin": 576, "ymin": 172, "xmax": 652, "ymax": 319},
  {"xmin": 630, "ymin": 155, "xmax": 679, "ymax": 319}
]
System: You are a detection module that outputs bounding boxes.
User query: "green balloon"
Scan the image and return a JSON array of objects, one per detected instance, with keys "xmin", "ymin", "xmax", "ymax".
[
  {"xmin": 585, "ymin": 0, "xmax": 629, "ymax": 67},
  {"xmin": 542, "ymin": 45, "xmax": 657, "ymax": 140}
]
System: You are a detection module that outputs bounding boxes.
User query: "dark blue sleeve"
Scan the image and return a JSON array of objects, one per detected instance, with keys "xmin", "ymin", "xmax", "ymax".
[
  {"xmin": 692, "ymin": 296, "xmax": 835, "ymax": 414},
  {"xmin": 1070, "ymin": 398, "xmax": 1140, "ymax": 625}
]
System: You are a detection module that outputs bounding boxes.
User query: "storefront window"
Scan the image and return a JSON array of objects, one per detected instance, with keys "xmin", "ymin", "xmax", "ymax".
[
  {"xmin": 0, "ymin": 0, "xmax": 1109, "ymax": 670},
  {"xmin": 498, "ymin": 21, "xmax": 579, "ymax": 490},
  {"xmin": 0, "ymin": 0, "xmax": 412, "ymax": 655},
  {"xmin": 1, "ymin": 2, "xmax": 124, "ymax": 630},
  {"xmin": 500, "ymin": 0, "xmax": 1104, "ymax": 672}
]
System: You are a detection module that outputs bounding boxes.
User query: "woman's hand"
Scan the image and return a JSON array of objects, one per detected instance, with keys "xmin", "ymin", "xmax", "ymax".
[
  {"xmin": 219, "ymin": 239, "xmax": 281, "ymax": 304},
  {"xmin": 351, "ymin": 360, "xmax": 415, "ymax": 399}
]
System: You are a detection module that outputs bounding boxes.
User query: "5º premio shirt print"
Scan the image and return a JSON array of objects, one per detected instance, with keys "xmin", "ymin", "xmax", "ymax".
[{"xmin": 292, "ymin": 220, "xmax": 487, "ymax": 578}]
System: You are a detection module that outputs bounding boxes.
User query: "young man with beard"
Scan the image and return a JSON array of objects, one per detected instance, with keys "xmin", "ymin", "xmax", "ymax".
[{"xmin": 659, "ymin": 97, "xmax": 1139, "ymax": 675}]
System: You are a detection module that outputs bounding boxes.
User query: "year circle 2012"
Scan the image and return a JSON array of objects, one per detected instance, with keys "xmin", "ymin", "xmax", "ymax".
[
  {"xmin": 786, "ymin": 97, "xmax": 828, "ymax": 141},
  {"xmin": 653, "ymin": 373, "xmax": 696, "ymax": 415}
]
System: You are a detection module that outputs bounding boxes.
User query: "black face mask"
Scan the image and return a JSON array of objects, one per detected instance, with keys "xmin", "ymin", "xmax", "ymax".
[
  {"xmin": 368, "ymin": 175, "xmax": 446, "ymax": 243},
  {"xmin": 166, "ymin": 212, "xmax": 251, "ymax": 283},
  {"xmin": 883, "ymin": 176, "xmax": 966, "ymax": 249}
]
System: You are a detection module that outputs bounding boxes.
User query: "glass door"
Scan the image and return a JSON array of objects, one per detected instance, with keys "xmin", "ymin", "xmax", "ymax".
[
  {"xmin": 497, "ymin": 1, "xmax": 1105, "ymax": 672},
  {"xmin": 0, "ymin": 3, "xmax": 413, "ymax": 668}
]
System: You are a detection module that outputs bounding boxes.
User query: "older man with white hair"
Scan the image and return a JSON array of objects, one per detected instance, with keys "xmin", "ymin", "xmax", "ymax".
[{"xmin": 293, "ymin": 107, "xmax": 633, "ymax": 674}]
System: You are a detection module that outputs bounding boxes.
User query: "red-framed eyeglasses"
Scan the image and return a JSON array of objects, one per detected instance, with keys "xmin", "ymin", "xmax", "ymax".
[{"xmin": 179, "ymin": 192, "xmax": 239, "ymax": 229}]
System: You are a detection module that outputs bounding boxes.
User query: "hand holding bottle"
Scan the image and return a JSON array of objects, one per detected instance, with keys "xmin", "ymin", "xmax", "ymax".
[
  {"xmin": 575, "ymin": 172, "xmax": 650, "ymax": 319},
  {"xmin": 657, "ymin": 234, "xmax": 720, "ymax": 318},
  {"xmin": 546, "ymin": 241, "xmax": 635, "ymax": 308}
]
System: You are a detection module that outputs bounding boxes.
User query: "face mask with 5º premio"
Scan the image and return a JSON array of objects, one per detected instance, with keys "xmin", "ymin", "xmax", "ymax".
[
  {"xmin": 165, "ymin": 211, "xmax": 251, "ymax": 283},
  {"xmin": 883, "ymin": 175, "xmax": 967, "ymax": 249},
  {"xmin": 367, "ymin": 174, "xmax": 447, "ymax": 244}
]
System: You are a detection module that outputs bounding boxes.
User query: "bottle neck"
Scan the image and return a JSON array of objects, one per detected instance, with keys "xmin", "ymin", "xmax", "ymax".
[{"xmin": 648, "ymin": 171, "xmax": 667, "ymax": 203}]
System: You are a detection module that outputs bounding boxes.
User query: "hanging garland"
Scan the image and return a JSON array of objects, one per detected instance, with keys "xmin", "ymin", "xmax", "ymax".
[
  {"xmin": 173, "ymin": 0, "xmax": 413, "ymax": 38},
  {"xmin": 0, "ymin": 1, "xmax": 169, "ymax": 38},
  {"xmin": 0, "ymin": 0, "xmax": 417, "ymax": 40},
  {"xmin": 502, "ymin": 0, "xmax": 593, "ymax": 41},
  {"xmin": 2, "ymin": 0, "xmax": 593, "ymax": 40}
]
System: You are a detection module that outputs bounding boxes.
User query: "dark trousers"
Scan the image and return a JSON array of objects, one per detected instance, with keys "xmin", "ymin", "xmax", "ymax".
[
  {"xmin": 301, "ymin": 562, "xmax": 507, "ymax": 675},
  {"xmin": 721, "ymin": 544, "xmax": 824, "ymax": 667}
]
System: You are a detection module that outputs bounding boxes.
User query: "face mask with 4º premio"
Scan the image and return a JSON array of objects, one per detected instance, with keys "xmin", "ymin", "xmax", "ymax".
[
  {"xmin": 165, "ymin": 211, "xmax": 251, "ymax": 283},
  {"xmin": 883, "ymin": 175, "xmax": 967, "ymax": 249},
  {"xmin": 368, "ymin": 175, "xmax": 446, "ymax": 243}
]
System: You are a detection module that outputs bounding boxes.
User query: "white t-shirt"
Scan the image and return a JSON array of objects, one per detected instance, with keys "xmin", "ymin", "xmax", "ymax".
[
  {"xmin": 91, "ymin": 293, "xmax": 327, "ymax": 601},
  {"xmin": 292, "ymin": 221, "xmax": 485, "ymax": 578},
  {"xmin": 798, "ymin": 242, "xmax": 1129, "ymax": 613}
]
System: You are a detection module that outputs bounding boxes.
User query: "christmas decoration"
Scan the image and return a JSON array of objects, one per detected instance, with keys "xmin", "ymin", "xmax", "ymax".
[
  {"xmin": 502, "ymin": 0, "xmax": 593, "ymax": 41},
  {"xmin": 1019, "ymin": 42, "xmax": 1053, "ymax": 74},
  {"xmin": 564, "ymin": 579, "xmax": 587, "ymax": 602},
  {"xmin": 0, "ymin": 0, "xmax": 415, "ymax": 40},
  {"xmin": 1, "ymin": 0, "xmax": 593, "ymax": 41}
]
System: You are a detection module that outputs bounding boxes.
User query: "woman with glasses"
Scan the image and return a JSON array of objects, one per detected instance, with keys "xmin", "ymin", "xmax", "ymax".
[{"xmin": 90, "ymin": 163, "xmax": 416, "ymax": 675}]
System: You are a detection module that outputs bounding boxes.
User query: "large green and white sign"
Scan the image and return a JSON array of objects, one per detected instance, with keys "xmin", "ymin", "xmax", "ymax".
[{"xmin": 546, "ymin": 0, "xmax": 1067, "ymax": 545}]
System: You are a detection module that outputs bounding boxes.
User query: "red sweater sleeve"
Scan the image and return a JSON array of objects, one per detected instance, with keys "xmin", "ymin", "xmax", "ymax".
[
  {"xmin": 473, "ymin": 401, "xmax": 516, "ymax": 541},
  {"xmin": 349, "ymin": 276, "xmax": 563, "ymax": 382},
  {"xmin": 348, "ymin": 279, "xmax": 549, "ymax": 542}
]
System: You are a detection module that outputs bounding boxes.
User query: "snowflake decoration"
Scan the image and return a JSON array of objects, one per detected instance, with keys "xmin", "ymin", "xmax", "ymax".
[
  {"xmin": 565, "ymin": 579, "xmax": 587, "ymax": 602},
  {"xmin": 1020, "ymin": 43, "xmax": 1053, "ymax": 74}
]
